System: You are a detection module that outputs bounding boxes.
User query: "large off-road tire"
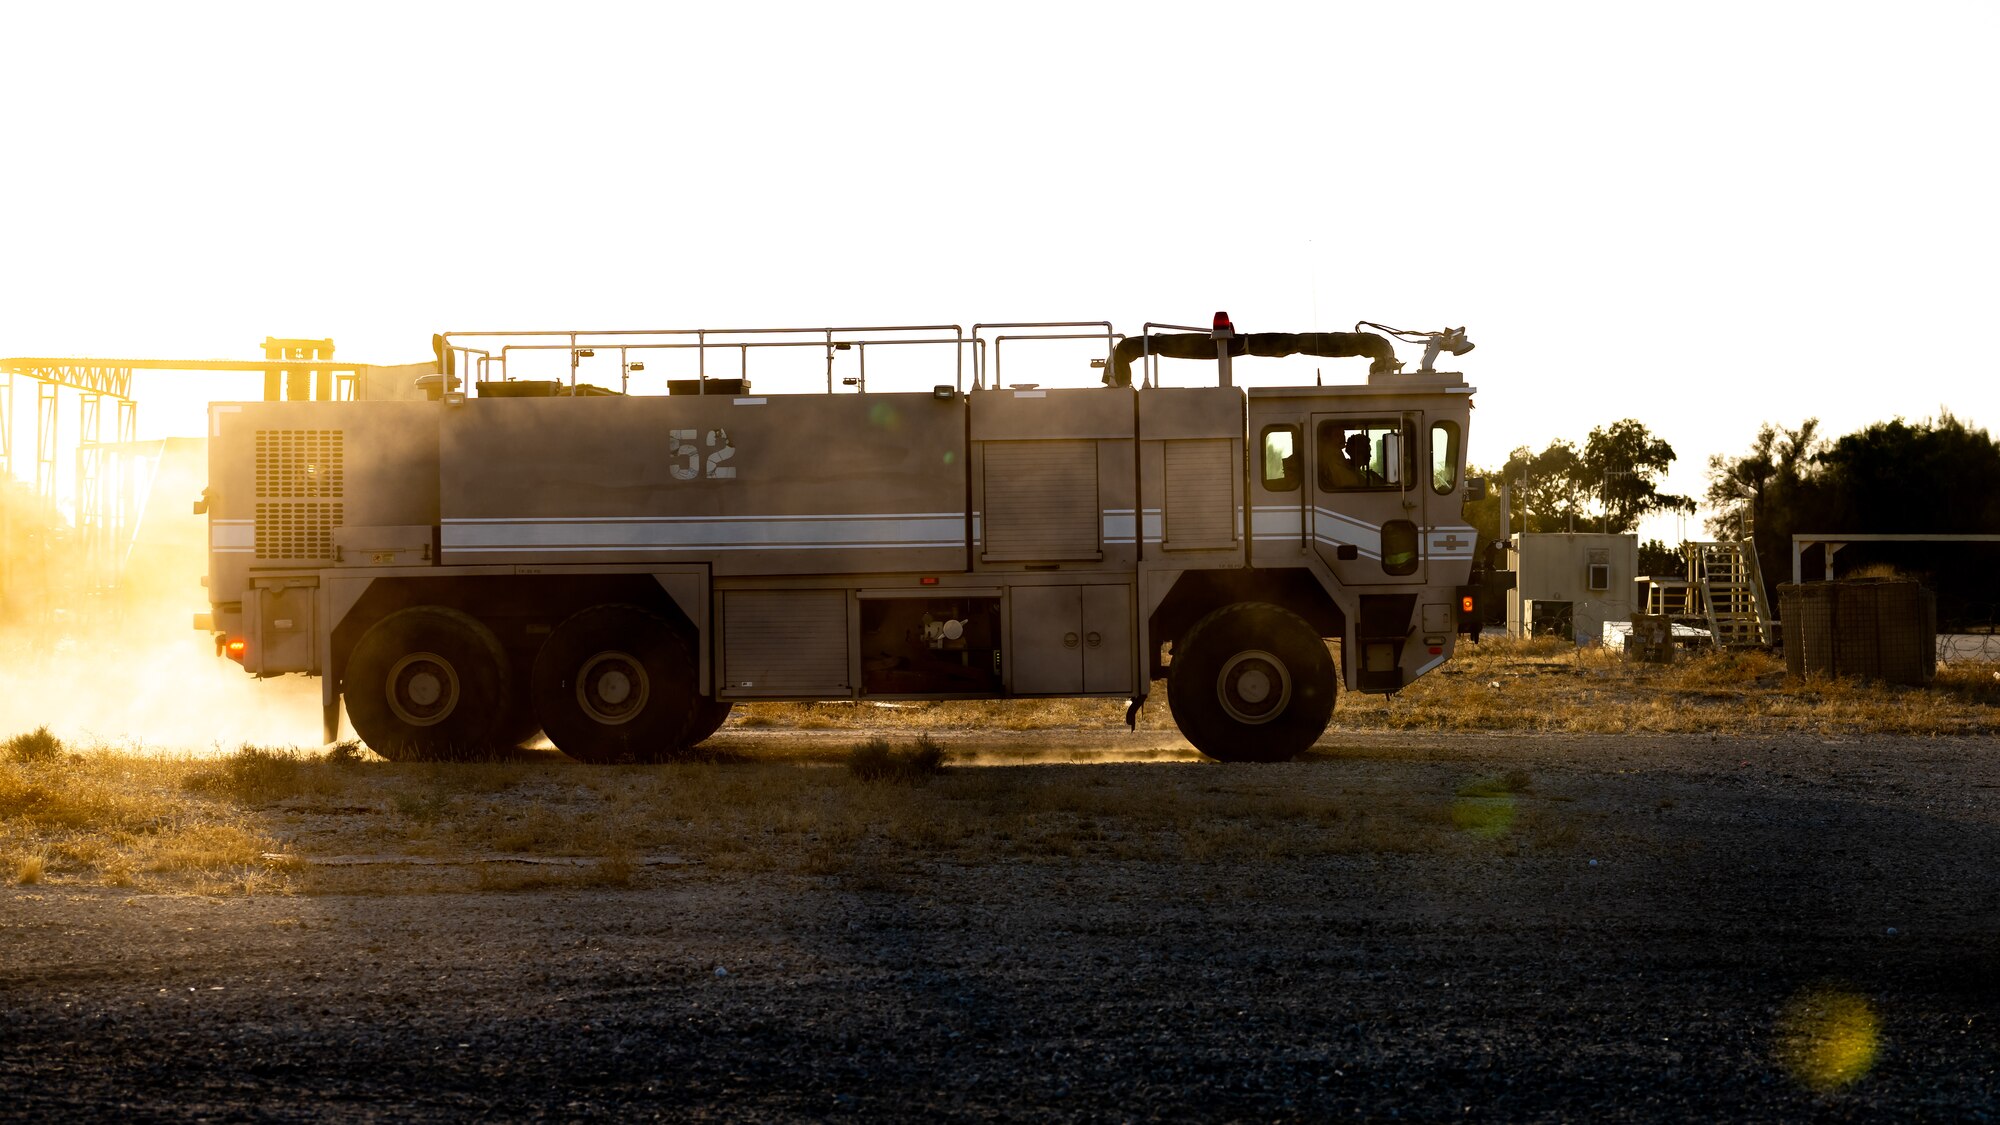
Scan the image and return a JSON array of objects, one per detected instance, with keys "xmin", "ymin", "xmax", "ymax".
[
  {"xmin": 345, "ymin": 606, "xmax": 511, "ymax": 762},
  {"xmin": 1167, "ymin": 602, "xmax": 1336, "ymax": 763},
  {"xmin": 684, "ymin": 700, "xmax": 733, "ymax": 747},
  {"xmin": 532, "ymin": 604, "xmax": 698, "ymax": 764}
]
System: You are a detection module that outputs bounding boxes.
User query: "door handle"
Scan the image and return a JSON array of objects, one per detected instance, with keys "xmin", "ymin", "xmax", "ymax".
[
  {"xmin": 1063, "ymin": 632, "xmax": 1080, "ymax": 649},
  {"xmin": 1085, "ymin": 631, "xmax": 1102, "ymax": 648}
]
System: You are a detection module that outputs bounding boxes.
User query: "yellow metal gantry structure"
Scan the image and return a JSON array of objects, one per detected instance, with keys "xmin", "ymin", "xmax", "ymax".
[{"xmin": 0, "ymin": 339, "xmax": 362, "ymax": 592}]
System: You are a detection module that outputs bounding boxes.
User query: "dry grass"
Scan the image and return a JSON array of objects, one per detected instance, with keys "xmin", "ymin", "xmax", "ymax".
[
  {"xmin": 1337, "ymin": 638, "xmax": 2000, "ymax": 736},
  {"xmin": 6, "ymin": 634, "xmax": 1988, "ymax": 897},
  {"xmin": 182, "ymin": 746, "xmax": 351, "ymax": 805},
  {"xmin": 6, "ymin": 727, "xmax": 1585, "ymax": 895},
  {"xmin": 735, "ymin": 639, "xmax": 1997, "ymax": 738},
  {"xmin": 285, "ymin": 759, "xmax": 1572, "ymax": 890},
  {"xmin": 1, "ymin": 736, "xmax": 296, "ymax": 893},
  {"xmin": 848, "ymin": 735, "xmax": 948, "ymax": 783}
]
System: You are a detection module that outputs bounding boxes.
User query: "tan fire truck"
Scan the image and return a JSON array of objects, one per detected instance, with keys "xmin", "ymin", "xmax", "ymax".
[{"xmin": 201, "ymin": 315, "xmax": 1487, "ymax": 763}]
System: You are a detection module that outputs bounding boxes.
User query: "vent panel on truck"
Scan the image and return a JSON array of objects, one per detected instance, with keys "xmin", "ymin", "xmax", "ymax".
[
  {"xmin": 254, "ymin": 429, "xmax": 345, "ymax": 559},
  {"xmin": 254, "ymin": 502, "xmax": 345, "ymax": 560},
  {"xmin": 255, "ymin": 429, "xmax": 345, "ymax": 497},
  {"xmin": 982, "ymin": 440, "xmax": 1100, "ymax": 561}
]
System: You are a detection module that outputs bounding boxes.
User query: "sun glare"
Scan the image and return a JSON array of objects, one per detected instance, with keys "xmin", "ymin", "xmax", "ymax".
[{"xmin": 1776, "ymin": 986, "xmax": 1882, "ymax": 1091}]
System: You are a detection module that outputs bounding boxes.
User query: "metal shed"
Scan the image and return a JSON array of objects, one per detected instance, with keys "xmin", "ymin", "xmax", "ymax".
[{"xmin": 1506, "ymin": 533, "xmax": 1638, "ymax": 645}]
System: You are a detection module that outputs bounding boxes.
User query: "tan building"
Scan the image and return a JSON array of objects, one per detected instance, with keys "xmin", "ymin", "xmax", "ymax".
[{"xmin": 1506, "ymin": 533, "xmax": 1638, "ymax": 645}]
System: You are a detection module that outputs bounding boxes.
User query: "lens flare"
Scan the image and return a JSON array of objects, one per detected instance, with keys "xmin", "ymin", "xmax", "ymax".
[
  {"xmin": 1451, "ymin": 775, "xmax": 1523, "ymax": 838},
  {"xmin": 867, "ymin": 401, "xmax": 902, "ymax": 430},
  {"xmin": 1451, "ymin": 793, "xmax": 1515, "ymax": 838},
  {"xmin": 1777, "ymin": 987, "xmax": 1881, "ymax": 1091}
]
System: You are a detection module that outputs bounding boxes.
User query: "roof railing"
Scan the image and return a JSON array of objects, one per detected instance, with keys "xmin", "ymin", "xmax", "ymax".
[{"xmin": 440, "ymin": 325, "xmax": 970, "ymax": 396}]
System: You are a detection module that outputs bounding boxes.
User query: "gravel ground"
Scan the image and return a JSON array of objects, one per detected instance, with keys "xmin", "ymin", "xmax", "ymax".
[{"xmin": 3, "ymin": 731, "xmax": 1997, "ymax": 1122}]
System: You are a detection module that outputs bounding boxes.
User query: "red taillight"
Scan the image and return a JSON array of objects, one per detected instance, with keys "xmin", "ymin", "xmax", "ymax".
[
  {"xmin": 1461, "ymin": 595, "xmax": 1476, "ymax": 614},
  {"xmin": 920, "ymin": 576, "xmax": 939, "ymax": 586},
  {"xmin": 1428, "ymin": 645, "xmax": 1443, "ymax": 655},
  {"xmin": 1212, "ymin": 310, "xmax": 1233, "ymax": 331},
  {"xmin": 226, "ymin": 638, "xmax": 247, "ymax": 662}
]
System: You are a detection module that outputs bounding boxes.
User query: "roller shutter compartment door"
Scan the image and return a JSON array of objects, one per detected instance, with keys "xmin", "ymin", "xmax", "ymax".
[{"xmin": 982, "ymin": 440, "xmax": 1101, "ymax": 562}]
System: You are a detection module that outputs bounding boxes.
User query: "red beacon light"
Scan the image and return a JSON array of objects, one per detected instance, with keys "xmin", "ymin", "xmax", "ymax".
[{"xmin": 1212, "ymin": 310, "xmax": 1234, "ymax": 332}]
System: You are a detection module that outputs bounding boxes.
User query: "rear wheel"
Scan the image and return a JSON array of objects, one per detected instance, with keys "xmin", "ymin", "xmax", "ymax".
[
  {"xmin": 1167, "ymin": 602, "xmax": 1336, "ymax": 763},
  {"xmin": 345, "ymin": 606, "xmax": 510, "ymax": 762},
  {"xmin": 532, "ymin": 604, "xmax": 698, "ymax": 764}
]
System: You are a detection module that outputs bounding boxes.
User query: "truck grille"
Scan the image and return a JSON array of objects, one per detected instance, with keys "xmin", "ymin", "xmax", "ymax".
[{"xmin": 254, "ymin": 429, "xmax": 344, "ymax": 559}]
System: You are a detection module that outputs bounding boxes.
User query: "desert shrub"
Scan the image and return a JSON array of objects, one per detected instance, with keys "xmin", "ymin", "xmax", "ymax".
[
  {"xmin": 182, "ymin": 746, "xmax": 340, "ymax": 805},
  {"xmin": 5, "ymin": 726, "xmax": 65, "ymax": 764},
  {"xmin": 1933, "ymin": 661, "xmax": 2000, "ymax": 707},
  {"xmin": 1471, "ymin": 635, "xmax": 1576, "ymax": 659},
  {"xmin": 392, "ymin": 789, "xmax": 454, "ymax": 823},
  {"xmin": 848, "ymin": 735, "xmax": 948, "ymax": 783},
  {"xmin": 14, "ymin": 852, "xmax": 46, "ymax": 885}
]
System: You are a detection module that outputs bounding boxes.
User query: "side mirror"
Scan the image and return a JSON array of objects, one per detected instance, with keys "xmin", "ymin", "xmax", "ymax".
[{"xmin": 1464, "ymin": 476, "xmax": 1488, "ymax": 502}]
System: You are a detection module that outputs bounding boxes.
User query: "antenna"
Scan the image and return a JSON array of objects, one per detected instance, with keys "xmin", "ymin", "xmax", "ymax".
[{"xmin": 1308, "ymin": 238, "xmax": 1318, "ymax": 332}]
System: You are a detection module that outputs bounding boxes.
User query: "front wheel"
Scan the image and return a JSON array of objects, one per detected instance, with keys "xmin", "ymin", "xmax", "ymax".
[
  {"xmin": 532, "ymin": 604, "xmax": 698, "ymax": 764},
  {"xmin": 1167, "ymin": 602, "xmax": 1336, "ymax": 763},
  {"xmin": 684, "ymin": 700, "xmax": 733, "ymax": 747},
  {"xmin": 345, "ymin": 606, "xmax": 510, "ymax": 762}
]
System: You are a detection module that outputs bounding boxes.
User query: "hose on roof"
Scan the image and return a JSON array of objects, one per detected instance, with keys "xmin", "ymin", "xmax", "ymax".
[{"xmin": 1105, "ymin": 331, "xmax": 1398, "ymax": 387}]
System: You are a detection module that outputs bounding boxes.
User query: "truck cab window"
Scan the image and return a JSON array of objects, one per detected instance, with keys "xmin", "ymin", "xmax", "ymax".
[
  {"xmin": 1431, "ymin": 420, "xmax": 1460, "ymax": 495},
  {"xmin": 1261, "ymin": 425, "xmax": 1301, "ymax": 491},
  {"xmin": 1317, "ymin": 419, "xmax": 1411, "ymax": 491}
]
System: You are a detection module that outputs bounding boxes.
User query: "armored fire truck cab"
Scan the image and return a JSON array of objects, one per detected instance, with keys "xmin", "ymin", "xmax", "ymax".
[{"xmin": 203, "ymin": 318, "xmax": 1484, "ymax": 763}]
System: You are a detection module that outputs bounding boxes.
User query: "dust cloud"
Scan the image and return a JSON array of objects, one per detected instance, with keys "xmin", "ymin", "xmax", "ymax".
[
  {"xmin": 0, "ymin": 613, "xmax": 328, "ymax": 755},
  {"xmin": 1, "ymin": 453, "xmax": 328, "ymax": 756}
]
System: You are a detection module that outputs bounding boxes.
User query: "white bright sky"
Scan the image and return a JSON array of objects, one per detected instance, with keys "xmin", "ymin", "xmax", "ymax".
[{"xmin": 3, "ymin": 1, "xmax": 1996, "ymax": 544}]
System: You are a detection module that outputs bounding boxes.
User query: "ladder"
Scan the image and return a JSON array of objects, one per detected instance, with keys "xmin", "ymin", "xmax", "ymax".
[{"xmin": 1688, "ymin": 540, "xmax": 1773, "ymax": 646}]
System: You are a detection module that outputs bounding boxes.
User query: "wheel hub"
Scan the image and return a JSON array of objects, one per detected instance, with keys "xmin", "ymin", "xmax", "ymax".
[
  {"xmin": 1216, "ymin": 649, "xmax": 1291, "ymax": 725},
  {"xmin": 386, "ymin": 652, "xmax": 460, "ymax": 727},
  {"xmin": 577, "ymin": 651, "xmax": 650, "ymax": 725}
]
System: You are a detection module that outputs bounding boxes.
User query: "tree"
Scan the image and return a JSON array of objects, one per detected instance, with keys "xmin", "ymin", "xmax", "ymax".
[
  {"xmin": 1581, "ymin": 419, "xmax": 1696, "ymax": 533},
  {"xmin": 1492, "ymin": 420, "xmax": 1692, "ymax": 534},
  {"xmin": 1815, "ymin": 410, "xmax": 2000, "ymax": 535},
  {"xmin": 1637, "ymin": 538, "xmax": 1683, "ymax": 577},
  {"xmin": 1703, "ymin": 419, "xmax": 1823, "ymax": 539},
  {"xmin": 1498, "ymin": 440, "xmax": 1586, "ymax": 533},
  {"xmin": 1705, "ymin": 412, "xmax": 2000, "ymax": 628}
]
